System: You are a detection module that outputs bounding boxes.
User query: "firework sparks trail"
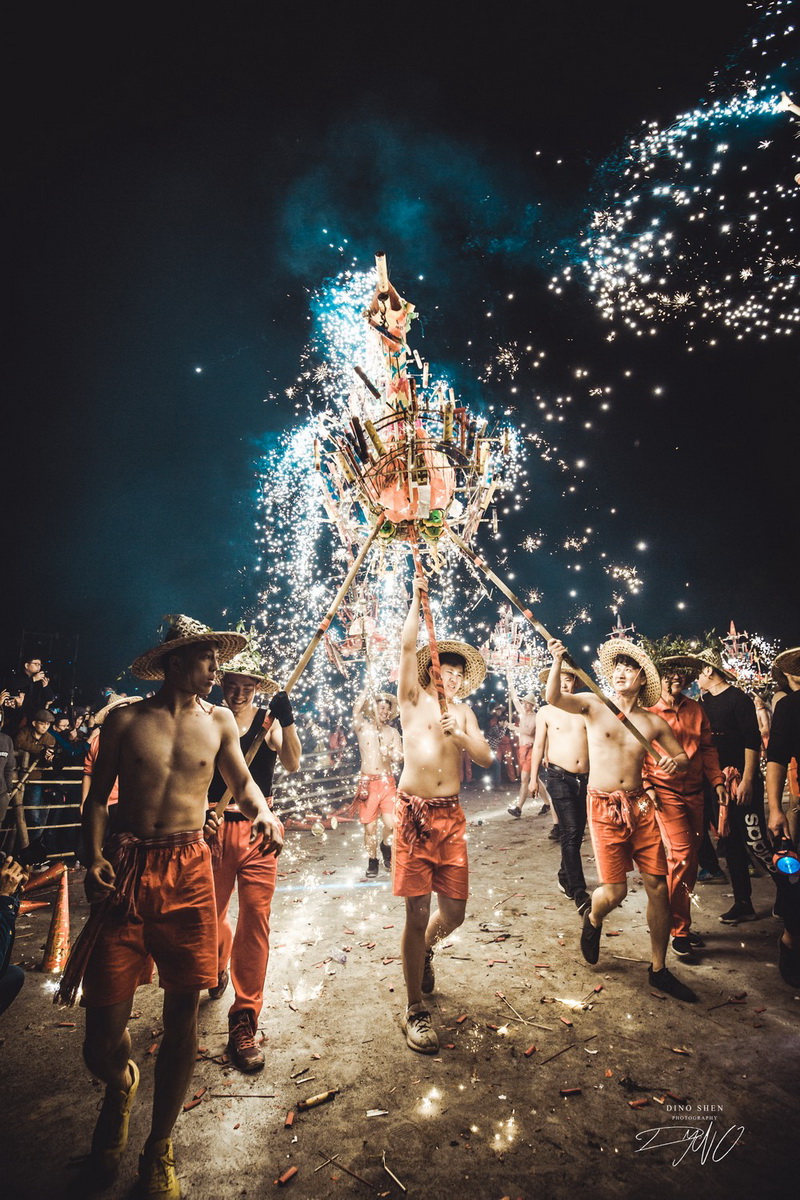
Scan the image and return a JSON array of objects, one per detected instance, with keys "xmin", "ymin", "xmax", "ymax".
[{"xmin": 559, "ymin": 0, "xmax": 800, "ymax": 345}]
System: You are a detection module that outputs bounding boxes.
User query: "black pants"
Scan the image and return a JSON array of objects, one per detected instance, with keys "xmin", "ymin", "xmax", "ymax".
[
  {"xmin": 712, "ymin": 774, "xmax": 774, "ymax": 903},
  {"xmin": 0, "ymin": 964, "xmax": 24, "ymax": 1016},
  {"xmin": 540, "ymin": 764, "xmax": 588, "ymax": 895}
]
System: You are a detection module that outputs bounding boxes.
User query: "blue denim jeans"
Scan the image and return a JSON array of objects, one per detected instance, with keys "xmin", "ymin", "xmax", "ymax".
[{"xmin": 540, "ymin": 764, "xmax": 588, "ymax": 895}]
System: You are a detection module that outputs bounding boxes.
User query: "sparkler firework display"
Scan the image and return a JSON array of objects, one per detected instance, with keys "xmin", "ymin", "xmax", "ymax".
[{"xmin": 560, "ymin": 0, "xmax": 800, "ymax": 345}]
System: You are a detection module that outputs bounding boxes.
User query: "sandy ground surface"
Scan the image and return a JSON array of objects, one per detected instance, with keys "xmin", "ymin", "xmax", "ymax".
[{"xmin": 2, "ymin": 782, "xmax": 799, "ymax": 1200}]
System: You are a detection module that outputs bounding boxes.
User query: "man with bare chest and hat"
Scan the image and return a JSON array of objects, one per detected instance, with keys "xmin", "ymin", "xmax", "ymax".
[
  {"xmin": 352, "ymin": 687, "xmax": 402, "ymax": 877},
  {"xmin": 60, "ymin": 616, "xmax": 283, "ymax": 1198},
  {"xmin": 395, "ymin": 577, "xmax": 493, "ymax": 1053},
  {"xmin": 546, "ymin": 636, "xmax": 698, "ymax": 1003}
]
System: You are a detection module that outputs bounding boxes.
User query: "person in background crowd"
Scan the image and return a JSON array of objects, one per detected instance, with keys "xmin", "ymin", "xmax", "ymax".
[
  {"xmin": 0, "ymin": 854, "xmax": 28, "ymax": 1016},
  {"xmin": 14, "ymin": 709, "xmax": 57, "ymax": 865}
]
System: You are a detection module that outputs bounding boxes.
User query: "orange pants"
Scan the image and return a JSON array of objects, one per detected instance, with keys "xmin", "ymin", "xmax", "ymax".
[
  {"xmin": 81, "ymin": 833, "xmax": 217, "ymax": 1007},
  {"xmin": 588, "ymin": 788, "xmax": 667, "ymax": 884},
  {"xmin": 655, "ymin": 791, "xmax": 704, "ymax": 938},
  {"xmin": 353, "ymin": 774, "xmax": 397, "ymax": 824},
  {"xmin": 518, "ymin": 743, "xmax": 533, "ymax": 773},
  {"xmin": 212, "ymin": 817, "xmax": 279, "ymax": 1022},
  {"xmin": 392, "ymin": 794, "xmax": 468, "ymax": 900}
]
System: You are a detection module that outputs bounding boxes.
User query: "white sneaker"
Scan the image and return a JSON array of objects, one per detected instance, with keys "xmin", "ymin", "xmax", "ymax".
[{"xmin": 404, "ymin": 1004, "xmax": 439, "ymax": 1054}]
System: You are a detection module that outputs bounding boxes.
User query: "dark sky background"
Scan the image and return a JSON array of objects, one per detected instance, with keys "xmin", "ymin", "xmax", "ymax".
[{"xmin": 6, "ymin": 2, "xmax": 799, "ymax": 700}]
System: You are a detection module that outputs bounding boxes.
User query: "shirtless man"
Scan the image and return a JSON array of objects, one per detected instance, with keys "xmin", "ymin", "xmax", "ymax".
[
  {"xmin": 66, "ymin": 616, "xmax": 283, "ymax": 1198},
  {"xmin": 546, "ymin": 636, "xmax": 697, "ymax": 1003},
  {"xmin": 529, "ymin": 664, "xmax": 591, "ymax": 914},
  {"xmin": 352, "ymin": 688, "xmax": 402, "ymax": 877},
  {"xmin": 396, "ymin": 578, "xmax": 493, "ymax": 1053},
  {"xmin": 506, "ymin": 678, "xmax": 537, "ymax": 818},
  {"xmin": 204, "ymin": 658, "xmax": 301, "ymax": 1071}
]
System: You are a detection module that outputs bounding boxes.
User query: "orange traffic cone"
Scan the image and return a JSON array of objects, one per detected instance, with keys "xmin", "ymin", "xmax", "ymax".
[
  {"xmin": 23, "ymin": 861, "xmax": 66, "ymax": 894},
  {"xmin": 41, "ymin": 868, "xmax": 70, "ymax": 973}
]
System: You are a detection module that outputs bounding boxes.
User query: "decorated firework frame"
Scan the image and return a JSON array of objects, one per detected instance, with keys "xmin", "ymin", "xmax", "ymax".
[{"xmin": 309, "ymin": 253, "xmax": 667, "ymax": 759}]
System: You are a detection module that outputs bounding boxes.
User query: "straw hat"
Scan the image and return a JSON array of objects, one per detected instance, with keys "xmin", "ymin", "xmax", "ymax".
[
  {"xmin": 692, "ymin": 647, "xmax": 737, "ymax": 682},
  {"xmin": 596, "ymin": 638, "xmax": 661, "ymax": 708},
  {"xmin": 773, "ymin": 647, "xmax": 800, "ymax": 678},
  {"xmin": 416, "ymin": 640, "xmax": 486, "ymax": 699},
  {"xmin": 131, "ymin": 615, "xmax": 248, "ymax": 681},
  {"xmin": 221, "ymin": 648, "xmax": 278, "ymax": 694},
  {"xmin": 657, "ymin": 653, "xmax": 707, "ymax": 678},
  {"xmin": 94, "ymin": 693, "xmax": 143, "ymax": 725},
  {"xmin": 521, "ymin": 692, "xmax": 538, "ymax": 705},
  {"xmin": 538, "ymin": 664, "xmax": 578, "ymax": 686},
  {"xmin": 365, "ymin": 691, "xmax": 399, "ymax": 721}
]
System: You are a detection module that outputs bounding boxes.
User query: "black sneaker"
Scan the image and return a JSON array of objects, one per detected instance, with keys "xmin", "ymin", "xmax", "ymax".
[
  {"xmin": 380, "ymin": 841, "xmax": 392, "ymax": 870},
  {"xmin": 421, "ymin": 949, "xmax": 435, "ymax": 994},
  {"xmin": 648, "ymin": 965, "xmax": 698, "ymax": 1003},
  {"xmin": 580, "ymin": 912, "xmax": 602, "ymax": 964},
  {"xmin": 539, "ymin": 803, "xmax": 551, "ymax": 815},
  {"xmin": 574, "ymin": 890, "xmax": 591, "ymax": 917},
  {"xmin": 671, "ymin": 936, "xmax": 693, "ymax": 958},
  {"xmin": 548, "ymin": 824, "xmax": 561, "ymax": 842},
  {"xmin": 719, "ymin": 901, "xmax": 755, "ymax": 924},
  {"xmin": 687, "ymin": 931, "xmax": 706, "ymax": 948},
  {"xmin": 778, "ymin": 936, "xmax": 800, "ymax": 988},
  {"xmin": 507, "ymin": 805, "xmax": 522, "ymax": 819},
  {"xmin": 557, "ymin": 880, "xmax": 574, "ymax": 900},
  {"xmin": 366, "ymin": 858, "xmax": 379, "ymax": 878}
]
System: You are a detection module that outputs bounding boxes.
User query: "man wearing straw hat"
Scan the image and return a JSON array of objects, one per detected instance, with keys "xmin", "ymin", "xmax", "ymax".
[
  {"xmin": 546, "ymin": 636, "xmax": 698, "ymax": 1003},
  {"xmin": 643, "ymin": 653, "xmax": 726, "ymax": 959},
  {"xmin": 64, "ymin": 615, "xmax": 283, "ymax": 1198},
  {"xmin": 204, "ymin": 650, "xmax": 301, "ymax": 1072},
  {"xmin": 395, "ymin": 577, "xmax": 493, "ymax": 1053},
  {"xmin": 697, "ymin": 647, "xmax": 773, "ymax": 924},
  {"xmin": 352, "ymin": 687, "xmax": 402, "ymax": 878}
]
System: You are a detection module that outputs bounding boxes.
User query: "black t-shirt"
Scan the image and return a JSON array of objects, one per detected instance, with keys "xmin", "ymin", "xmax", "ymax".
[
  {"xmin": 701, "ymin": 686, "xmax": 760, "ymax": 772},
  {"xmin": 767, "ymin": 691, "xmax": 800, "ymax": 768},
  {"xmin": 207, "ymin": 708, "xmax": 278, "ymax": 808}
]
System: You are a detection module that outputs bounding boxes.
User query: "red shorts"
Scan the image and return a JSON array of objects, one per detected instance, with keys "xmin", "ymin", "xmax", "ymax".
[
  {"xmin": 588, "ymin": 788, "xmax": 667, "ymax": 885},
  {"xmin": 392, "ymin": 796, "xmax": 468, "ymax": 900},
  {"xmin": 354, "ymin": 774, "xmax": 397, "ymax": 824},
  {"xmin": 518, "ymin": 743, "xmax": 532, "ymax": 773},
  {"xmin": 81, "ymin": 834, "xmax": 218, "ymax": 1007}
]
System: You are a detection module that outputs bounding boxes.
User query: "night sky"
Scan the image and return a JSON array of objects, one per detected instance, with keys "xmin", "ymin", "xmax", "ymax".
[{"xmin": 6, "ymin": 2, "xmax": 799, "ymax": 701}]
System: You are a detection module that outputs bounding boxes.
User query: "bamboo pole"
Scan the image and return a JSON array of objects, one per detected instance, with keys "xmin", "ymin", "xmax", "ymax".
[
  {"xmin": 407, "ymin": 532, "xmax": 447, "ymax": 719},
  {"xmin": 213, "ymin": 515, "xmax": 385, "ymax": 818},
  {"xmin": 445, "ymin": 523, "xmax": 662, "ymax": 760}
]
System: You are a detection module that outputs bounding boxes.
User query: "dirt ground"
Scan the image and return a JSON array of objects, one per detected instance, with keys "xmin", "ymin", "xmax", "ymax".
[{"xmin": 2, "ymin": 782, "xmax": 799, "ymax": 1200}]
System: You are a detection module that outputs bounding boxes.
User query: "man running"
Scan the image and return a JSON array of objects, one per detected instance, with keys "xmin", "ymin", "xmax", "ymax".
[
  {"xmin": 65, "ymin": 616, "xmax": 283, "ymax": 1198},
  {"xmin": 546, "ymin": 636, "xmax": 697, "ymax": 1002},
  {"xmin": 205, "ymin": 654, "xmax": 301, "ymax": 1071},
  {"xmin": 352, "ymin": 688, "xmax": 402, "ymax": 877},
  {"xmin": 395, "ymin": 577, "xmax": 493, "ymax": 1053}
]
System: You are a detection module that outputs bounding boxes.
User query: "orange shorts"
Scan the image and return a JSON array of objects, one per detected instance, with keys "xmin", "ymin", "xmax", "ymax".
[
  {"xmin": 81, "ymin": 834, "xmax": 218, "ymax": 1007},
  {"xmin": 392, "ymin": 796, "xmax": 468, "ymax": 900},
  {"xmin": 518, "ymin": 743, "xmax": 532, "ymax": 773},
  {"xmin": 354, "ymin": 774, "xmax": 397, "ymax": 824},
  {"xmin": 588, "ymin": 788, "xmax": 667, "ymax": 885}
]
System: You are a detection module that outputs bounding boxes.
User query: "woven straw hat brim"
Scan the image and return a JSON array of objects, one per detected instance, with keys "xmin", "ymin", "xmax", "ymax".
[
  {"xmin": 132, "ymin": 631, "xmax": 248, "ymax": 681},
  {"xmin": 521, "ymin": 693, "xmax": 538, "ymax": 705},
  {"xmin": 221, "ymin": 669, "xmax": 279, "ymax": 694},
  {"xmin": 658, "ymin": 654, "xmax": 707, "ymax": 677},
  {"xmin": 773, "ymin": 647, "xmax": 800, "ymax": 677},
  {"xmin": 538, "ymin": 665, "xmax": 578, "ymax": 686},
  {"xmin": 94, "ymin": 695, "xmax": 143, "ymax": 724},
  {"xmin": 365, "ymin": 692, "xmax": 399, "ymax": 720},
  {"xmin": 416, "ymin": 640, "xmax": 486, "ymax": 699},
  {"xmin": 693, "ymin": 650, "xmax": 737, "ymax": 682},
  {"xmin": 597, "ymin": 638, "xmax": 661, "ymax": 709}
]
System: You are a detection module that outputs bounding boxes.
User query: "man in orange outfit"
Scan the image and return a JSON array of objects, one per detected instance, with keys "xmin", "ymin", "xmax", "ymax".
[
  {"xmin": 204, "ymin": 653, "xmax": 301, "ymax": 1072},
  {"xmin": 645, "ymin": 655, "xmax": 726, "ymax": 959},
  {"xmin": 352, "ymin": 688, "xmax": 402, "ymax": 877}
]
